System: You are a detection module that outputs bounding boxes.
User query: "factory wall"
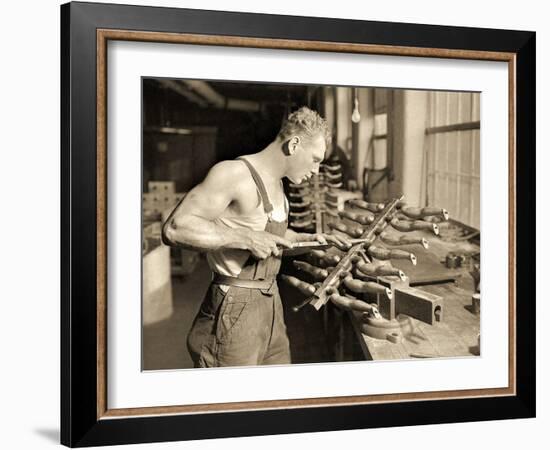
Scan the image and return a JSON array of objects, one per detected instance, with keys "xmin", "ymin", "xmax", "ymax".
[
  {"xmin": 321, "ymin": 86, "xmax": 480, "ymax": 228},
  {"xmin": 391, "ymin": 90, "xmax": 429, "ymax": 206},
  {"xmin": 335, "ymin": 87, "xmax": 352, "ymax": 156},
  {"xmin": 357, "ymin": 88, "xmax": 375, "ymax": 189},
  {"xmin": 322, "ymin": 86, "xmax": 430, "ymax": 206}
]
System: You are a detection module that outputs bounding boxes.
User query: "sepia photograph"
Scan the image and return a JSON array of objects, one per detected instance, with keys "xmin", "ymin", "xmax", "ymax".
[
  {"xmin": 58, "ymin": 2, "xmax": 535, "ymax": 445},
  {"xmin": 141, "ymin": 78, "xmax": 481, "ymax": 370}
]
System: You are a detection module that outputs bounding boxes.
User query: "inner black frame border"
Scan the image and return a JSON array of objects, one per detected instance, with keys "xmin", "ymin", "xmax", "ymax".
[{"xmin": 61, "ymin": 2, "xmax": 535, "ymax": 447}]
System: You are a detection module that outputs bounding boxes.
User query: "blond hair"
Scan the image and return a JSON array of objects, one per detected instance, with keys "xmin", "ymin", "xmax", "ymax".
[{"xmin": 277, "ymin": 106, "xmax": 331, "ymax": 147}]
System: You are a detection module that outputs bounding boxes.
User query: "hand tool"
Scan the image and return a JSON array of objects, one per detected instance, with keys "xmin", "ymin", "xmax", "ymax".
[
  {"xmin": 324, "ymin": 171, "xmax": 342, "ymax": 181},
  {"xmin": 352, "ymin": 257, "xmax": 407, "ymax": 281},
  {"xmin": 309, "ymin": 250, "xmax": 341, "ymax": 267},
  {"xmin": 348, "ymin": 199, "xmax": 385, "ymax": 212},
  {"xmin": 289, "ymin": 199, "xmax": 311, "ymax": 208},
  {"xmin": 281, "ymin": 275, "xmax": 316, "ymax": 296},
  {"xmin": 379, "ymin": 232, "xmax": 429, "ymax": 249},
  {"xmin": 288, "ymin": 190, "xmax": 309, "ymax": 198},
  {"xmin": 282, "ymin": 237, "xmax": 375, "ymax": 256},
  {"xmin": 322, "ymin": 163, "xmax": 342, "ymax": 172},
  {"xmin": 293, "ymin": 260, "xmax": 329, "ymax": 280},
  {"xmin": 400, "ymin": 206, "xmax": 449, "ymax": 221},
  {"xmin": 367, "ymin": 245, "xmax": 417, "ymax": 265},
  {"xmin": 339, "ymin": 210, "xmax": 375, "ymax": 225},
  {"xmin": 289, "ymin": 218, "xmax": 314, "ymax": 228},
  {"xmin": 340, "ymin": 271, "xmax": 393, "ymax": 298},
  {"xmin": 289, "ymin": 210, "xmax": 313, "ymax": 218},
  {"xmin": 390, "ymin": 218, "xmax": 440, "ymax": 235},
  {"xmin": 327, "ymin": 222, "xmax": 363, "ymax": 238},
  {"xmin": 328, "ymin": 291, "xmax": 378, "ymax": 314}
]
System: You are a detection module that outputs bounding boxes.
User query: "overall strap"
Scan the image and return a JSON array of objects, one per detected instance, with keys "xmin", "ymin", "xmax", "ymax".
[{"xmin": 237, "ymin": 157, "xmax": 274, "ymax": 215}]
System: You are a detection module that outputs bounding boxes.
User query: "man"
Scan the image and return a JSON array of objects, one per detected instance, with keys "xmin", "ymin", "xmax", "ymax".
[{"xmin": 162, "ymin": 106, "xmax": 349, "ymax": 368}]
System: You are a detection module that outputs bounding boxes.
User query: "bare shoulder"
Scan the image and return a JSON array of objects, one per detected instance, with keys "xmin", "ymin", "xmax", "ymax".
[
  {"xmin": 203, "ymin": 159, "xmax": 259, "ymax": 212},
  {"xmin": 199, "ymin": 160, "xmax": 254, "ymax": 199},
  {"xmin": 170, "ymin": 159, "xmax": 253, "ymax": 222},
  {"xmin": 205, "ymin": 160, "xmax": 250, "ymax": 186}
]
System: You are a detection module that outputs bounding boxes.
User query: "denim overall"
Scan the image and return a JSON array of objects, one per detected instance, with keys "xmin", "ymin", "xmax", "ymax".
[{"xmin": 187, "ymin": 158, "xmax": 291, "ymax": 367}]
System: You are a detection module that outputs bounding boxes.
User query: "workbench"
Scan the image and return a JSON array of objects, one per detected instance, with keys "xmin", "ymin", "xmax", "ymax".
[{"xmin": 348, "ymin": 229, "xmax": 480, "ymax": 361}]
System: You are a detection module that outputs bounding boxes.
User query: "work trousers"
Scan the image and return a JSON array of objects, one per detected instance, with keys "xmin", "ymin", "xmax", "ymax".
[{"xmin": 187, "ymin": 282, "xmax": 291, "ymax": 367}]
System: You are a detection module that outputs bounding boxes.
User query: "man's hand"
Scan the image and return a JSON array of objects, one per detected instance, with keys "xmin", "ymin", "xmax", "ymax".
[
  {"xmin": 245, "ymin": 230, "xmax": 293, "ymax": 260},
  {"xmin": 305, "ymin": 233, "xmax": 352, "ymax": 251}
]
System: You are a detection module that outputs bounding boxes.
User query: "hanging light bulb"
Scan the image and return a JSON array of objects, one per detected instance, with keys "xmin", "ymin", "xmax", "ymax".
[{"xmin": 351, "ymin": 96, "xmax": 361, "ymax": 123}]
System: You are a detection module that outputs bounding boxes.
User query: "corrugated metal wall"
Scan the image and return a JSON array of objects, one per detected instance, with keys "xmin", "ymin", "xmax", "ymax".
[{"xmin": 425, "ymin": 92, "xmax": 480, "ymax": 228}]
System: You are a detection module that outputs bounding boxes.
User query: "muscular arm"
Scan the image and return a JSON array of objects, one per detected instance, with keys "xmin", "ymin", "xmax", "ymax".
[
  {"xmin": 162, "ymin": 161, "xmax": 292, "ymax": 258},
  {"xmin": 162, "ymin": 162, "xmax": 252, "ymax": 251}
]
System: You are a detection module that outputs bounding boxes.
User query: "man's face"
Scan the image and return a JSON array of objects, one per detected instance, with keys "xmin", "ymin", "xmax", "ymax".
[{"xmin": 286, "ymin": 133, "xmax": 326, "ymax": 184}]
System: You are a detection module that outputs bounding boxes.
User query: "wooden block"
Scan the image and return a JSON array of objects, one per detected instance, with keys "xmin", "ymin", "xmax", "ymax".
[
  {"xmin": 395, "ymin": 286, "xmax": 443, "ymax": 325},
  {"xmin": 376, "ymin": 276, "xmax": 408, "ymax": 320},
  {"xmin": 375, "ymin": 275, "xmax": 409, "ymax": 321}
]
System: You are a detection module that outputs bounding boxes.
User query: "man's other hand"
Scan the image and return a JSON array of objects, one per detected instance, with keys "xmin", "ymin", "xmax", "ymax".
[
  {"xmin": 309, "ymin": 233, "xmax": 352, "ymax": 251},
  {"xmin": 247, "ymin": 231, "xmax": 293, "ymax": 259}
]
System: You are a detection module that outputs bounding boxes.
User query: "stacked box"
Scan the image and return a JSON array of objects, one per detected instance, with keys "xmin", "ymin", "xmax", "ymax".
[
  {"xmin": 148, "ymin": 181, "xmax": 175, "ymax": 194},
  {"xmin": 143, "ymin": 192, "xmax": 185, "ymax": 215}
]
